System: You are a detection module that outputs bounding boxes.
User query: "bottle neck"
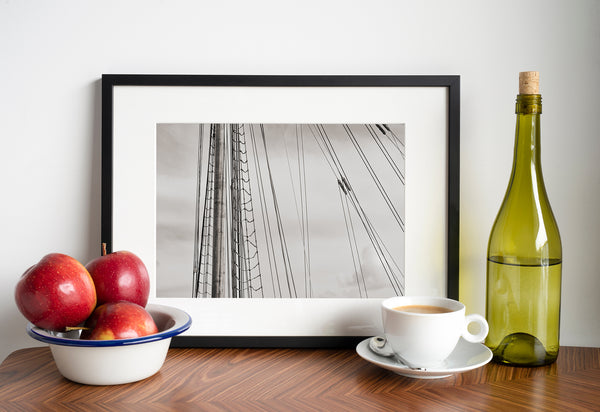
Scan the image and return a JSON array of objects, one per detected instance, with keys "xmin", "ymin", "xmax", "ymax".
[{"xmin": 511, "ymin": 94, "xmax": 542, "ymax": 179}]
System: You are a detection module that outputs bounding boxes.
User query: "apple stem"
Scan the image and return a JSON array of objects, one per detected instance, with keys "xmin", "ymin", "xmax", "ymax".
[
  {"xmin": 101, "ymin": 243, "xmax": 107, "ymax": 256},
  {"xmin": 64, "ymin": 326, "xmax": 90, "ymax": 332}
]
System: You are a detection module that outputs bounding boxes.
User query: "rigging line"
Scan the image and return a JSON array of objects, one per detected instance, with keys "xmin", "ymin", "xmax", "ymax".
[
  {"xmin": 225, "ymin": 124, "xmax": 234, "ymax": 297},
  {"xmin": 248, "ymin": 124, "xmax": 281, "ymax": 297},
  {"xmin": 237, "ymin": 125, "xmax": 252, "ymax": 297},
  {"xmin": 231, "ymin": 124, "xmax": 247, "ymax": 297},
  {"xmin": 259, "ymin": 124, "xmax": 298, "ymax": 298},
  {"xmin": 232, "ymin": 125, "xmax": 244, "ymax": 297},
  {"xmin": 371, "ymin": 124, "xmax": 406, "ymax": 173},
  {"xmin": 310, "ymin": 124, "xmax": 366, "ymax": 222},
  {"xmin": 236, "ymin": 124, "xmax": 264, "ymax": 298},
  {"xmin": 343, "ymin": 124, "xmax": 405, "ymax": 232},
  {"xmin": 366, "ymin": 124, "xmax": 405, "ymax": 184},
  {"xmin": 307, "ymin": 124, "xmax": 340, "ymax": 179},
  {"xmin": 344, "ymin": 185, "xmax": 369, "ymax": 299},
  {"xmin": 363, "ymin": 210, "xmax": 405, "ymax": 289},
  {"xmin": 311, "ymin": 125, "xmax": 338, "ymax": 174},
  {"xmin": 301, "ymin": 127, "xmax": 312, "ymax": 298},
  {"xmin": 310, "ymin": 127, "xmax": 360, "ymax": 208},
  {"xmin": 250, "ymin": 125, "xmax": 286, "ymax": 298},
  {"xmin": 345, "ymin": 190, "xmax": 401, "ymax": 295},
  {"xmin": 338, "ymin": 182, "xmax": 366, "ymax": 298},
  {"xmin": 312, "ymin": 125, "xmax": 358, "ymax": 205},
  {"xmin": 282, "ymin": 125, "xmax": 310, "ymax": 295},
  {"xmin": 341, "ymin": 175, "xmax": 403, "ymax": 294},
  {"xmin": 204, "ymin": 125, "xmax": 219, "ymax": 297},
  {"xmin": 230, "ymin": 124, "xmax": 240, "ymax": 296},
  {"xmin": 316, "ymin": 124, "xmax": 349, "ymax": 180},
  {"xmin": 192, "ymin": 123, "xmax": 204, "ymax": 298},
  {"xmin": 283, "ymin": 126, "xmax": 303, "ymax": 229},
  {"xmin": 296, "ymin": 125, "xmax": 312, "ymax": 298},
  {"xmin": 200, "ymin": 124, "xmax": 218, "ymax": 297},
  {"xmin": 377, "ymin": 124, "xmax": 406, "ymax": 156},
  {"xmin": 383, "ymin": 124, "xmax": 406, "ymax": 153},
  {"xmin": 227, "ymin": 125, "xmax": 250, "ymax": 296},
  {"xmin": 239, "ymin": 141, "xmax": 255, "ymax": 296}
]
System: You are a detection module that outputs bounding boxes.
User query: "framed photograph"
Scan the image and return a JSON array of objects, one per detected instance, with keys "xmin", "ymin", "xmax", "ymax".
[{"xmin": 101, "ymin": 75, "xmax": 460, "ymax": 347}]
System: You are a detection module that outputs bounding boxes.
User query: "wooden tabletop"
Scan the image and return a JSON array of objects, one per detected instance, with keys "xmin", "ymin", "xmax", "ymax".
[{"xmin": 1, "ymin": 345, "xmax": 599, "ymax": 411}]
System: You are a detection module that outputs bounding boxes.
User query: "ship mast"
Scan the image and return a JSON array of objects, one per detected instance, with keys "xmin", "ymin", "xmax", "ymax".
[{"xmin": 210, "ymin": 124, "xmax": 227, "ymax": 297}]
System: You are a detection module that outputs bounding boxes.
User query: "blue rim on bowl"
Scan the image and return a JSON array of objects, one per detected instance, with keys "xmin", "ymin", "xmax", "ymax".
[{"xmin": 26, "ymin": 304, "xmax": 192, "ymax": 347}]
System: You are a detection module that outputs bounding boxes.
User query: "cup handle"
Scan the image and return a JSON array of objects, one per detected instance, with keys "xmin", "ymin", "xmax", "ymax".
[{"xmin": 462, "ymin": 314, "xmax": 489, "ymax": 343}]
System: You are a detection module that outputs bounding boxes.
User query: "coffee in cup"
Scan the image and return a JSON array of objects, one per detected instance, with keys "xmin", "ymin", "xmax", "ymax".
[
  {"xmin": 393, "ymin": 304, "xmax": 453, "ymax": 314},
  {"xmin": 373, "ymin": 296, "xmax": 488, "ymax": 368}
]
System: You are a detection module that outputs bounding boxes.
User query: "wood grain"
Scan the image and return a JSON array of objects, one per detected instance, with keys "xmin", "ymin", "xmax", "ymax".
[{"xmin": 1, "ymin": 346, "xmax": 598, "ymax": 411}]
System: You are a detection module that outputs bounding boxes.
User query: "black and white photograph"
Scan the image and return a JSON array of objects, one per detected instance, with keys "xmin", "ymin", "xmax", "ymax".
[{"xmin": 156, "ymin": 123, "xmax": 406, "ymax": 299}]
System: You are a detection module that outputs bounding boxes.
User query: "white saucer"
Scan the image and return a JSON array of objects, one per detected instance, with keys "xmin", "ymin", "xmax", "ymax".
[{"xmin": 356, "ymin": 337, "xmax": 493, "ymax": 379}]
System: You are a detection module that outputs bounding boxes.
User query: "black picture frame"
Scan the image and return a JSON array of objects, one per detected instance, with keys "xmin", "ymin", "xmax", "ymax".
[{"xmin": 101, "ymin": 74, "xmax": 460, "ymax": 348}]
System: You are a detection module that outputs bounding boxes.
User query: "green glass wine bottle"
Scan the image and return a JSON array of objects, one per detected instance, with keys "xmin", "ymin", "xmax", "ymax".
[{"xmin": 485, "ymin": 71, "xmax": 562, "ymax": 366}]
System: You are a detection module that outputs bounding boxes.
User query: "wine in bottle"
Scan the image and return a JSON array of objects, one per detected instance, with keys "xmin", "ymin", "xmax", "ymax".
[{"xmin": 485, "ymin": 71, "xmax": 562, "ymax": 366}]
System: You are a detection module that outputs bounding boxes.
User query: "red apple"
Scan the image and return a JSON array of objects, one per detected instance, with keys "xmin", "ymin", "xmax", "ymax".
[
  {"xmin": 80, "ymin": 301, "xmax": 158, "ymax": 340},
  {"xmin": 14, "ymin": 253, "xmax": 97, "ymax": 331},
  {"xmin": 85, "ymin": 250, "xmax": 150, "ymax": 307}
]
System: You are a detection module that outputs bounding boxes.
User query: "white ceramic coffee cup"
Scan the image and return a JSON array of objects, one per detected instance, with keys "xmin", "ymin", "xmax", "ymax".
[{"xmin": 376, "ymin": 296, "xmax": 488, "ymax": 368}]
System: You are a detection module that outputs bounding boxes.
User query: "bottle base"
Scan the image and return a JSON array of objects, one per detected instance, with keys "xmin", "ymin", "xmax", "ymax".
[{"xmin": 490, "ymin": 332, "xmax": 558, "ymax": 366}]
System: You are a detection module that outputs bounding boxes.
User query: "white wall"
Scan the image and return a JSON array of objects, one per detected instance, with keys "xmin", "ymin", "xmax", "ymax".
[{"xmin": 1, "ymin": 0, "xmax": 598, "ymax": 362}]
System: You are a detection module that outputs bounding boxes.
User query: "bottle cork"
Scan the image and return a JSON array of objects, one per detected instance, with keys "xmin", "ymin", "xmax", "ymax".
[{"xmin": 519, "ymin": 71, "xmax": 539, "ymax": 94}]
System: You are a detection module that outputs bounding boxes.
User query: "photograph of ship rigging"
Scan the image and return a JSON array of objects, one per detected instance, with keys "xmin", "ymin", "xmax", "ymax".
[{"xmin": 156, "ymin": 123, "xmax": 405, "ymax": 299}]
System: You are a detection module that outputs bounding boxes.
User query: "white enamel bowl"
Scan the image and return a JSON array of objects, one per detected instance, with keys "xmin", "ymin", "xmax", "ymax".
[{"xmin": 26, "ymin": 304, "xmax": 192, "ymax": 385}]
